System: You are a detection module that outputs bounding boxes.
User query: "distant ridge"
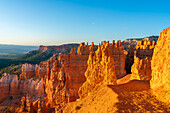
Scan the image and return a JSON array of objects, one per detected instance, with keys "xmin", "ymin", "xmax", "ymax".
[{"xmin": 16, "ymin": 43, "xmax": 80, "ymax": 63}]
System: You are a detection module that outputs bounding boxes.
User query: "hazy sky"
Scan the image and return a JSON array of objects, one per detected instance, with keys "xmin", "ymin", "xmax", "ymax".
[{"xmin": 0, "ymin": 0, "xmax": 170, "ymax": 45}]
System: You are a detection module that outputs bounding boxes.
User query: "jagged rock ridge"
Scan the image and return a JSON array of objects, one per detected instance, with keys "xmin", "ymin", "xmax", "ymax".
[{"xmin": 79, "ymin": 40, "xmax": 126, "ymax": 99}]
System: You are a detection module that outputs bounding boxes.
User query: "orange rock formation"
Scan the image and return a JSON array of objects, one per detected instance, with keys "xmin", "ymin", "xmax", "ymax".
[
  {"xmin": 20, "ymin": 63, "xmax": 47, "ymax": 79},
  {"xmin": 150, "ymin": 27, "xmax": 170, "ymax": 104},
  {"xmin": 131, "ymin": 57, "xmax": 151, "ymax": 80},
  {"xmin": 0, "ymin": 73, "xmax": 45, "ymax": 103},
  {"xmin": 45, "ymin": 42, "xmax": 92, "ymax": 106},
  {"xmin": 0, "ymin": 75, "xmax": 10, "ymax": 103},
  {"xmin": 111, "ymin": 40, "xmax": 126, "ymax": 78},
  {"xmin": 79, "ymin": 41, "xmax": 119, "ymax": 99},
  {"xmin": 20, "ymin": 64, "xmax": 36, "ymax": 79},
  {"xmin": 130, "ymin": 40, "xmax": 156, "ymax": 80},
  {"xmin": 45, "ymin": 40, "xmax": 126, "ymax": 106},
  {"xmin": 135, "ymin": 40, "xmax": 156, "ymax": 59}
]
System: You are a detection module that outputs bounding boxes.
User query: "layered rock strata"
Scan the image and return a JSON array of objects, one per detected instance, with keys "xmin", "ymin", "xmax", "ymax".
[
  {"xmin": 110, "ymin": 40, "xmax": 126, "ymax": 78},
  {"xmin": 20, "ymin": 63, "xmax": 48, "ymax": 79},
  {"xmin": 20, "ymin": 64, "xmax": 35, "ymax": 79},
  {"xmin": 45, "ymin": 42, "xmax": 92, "ymax": 106},
  {"xmin": 0, "ymin": 75, "xmax": 10, "ymax": 103},
  {"xmin": 150, "ymin": 27, "xmax": 170, "ymax": 104}
]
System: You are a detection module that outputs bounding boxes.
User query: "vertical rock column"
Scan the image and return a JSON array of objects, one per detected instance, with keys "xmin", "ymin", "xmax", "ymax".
[{"xmin": 79, "ymin": 41, "xmax": 117, "ymax": 99}]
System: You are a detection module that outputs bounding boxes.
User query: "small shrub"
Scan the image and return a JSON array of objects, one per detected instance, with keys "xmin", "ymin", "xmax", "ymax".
[{"xmin": 74, "ymin": 105, "xmax": 81, "ymax": 110}]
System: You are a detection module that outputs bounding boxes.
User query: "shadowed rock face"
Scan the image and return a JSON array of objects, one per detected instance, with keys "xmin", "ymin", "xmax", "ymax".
[
  {"xmin": 125, "ymin": 45, "xmax": 134, "ymax": 74},
  {"xmin": 0, "ymin": 74, "xmax": 44, "ymax": 103},
  {"xmin": 150, "ymin": 27, "xmax": 170, "ymax": 104}
]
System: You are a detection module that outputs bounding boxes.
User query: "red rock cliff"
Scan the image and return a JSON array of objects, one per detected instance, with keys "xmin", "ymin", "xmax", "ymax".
[
  {"xmin": 45, "ymin": 42, "xmax": 92, "ymax": 107},
  {"xmin": 0, "ymin": 73, "xmax": 45, "ymax": 103}
]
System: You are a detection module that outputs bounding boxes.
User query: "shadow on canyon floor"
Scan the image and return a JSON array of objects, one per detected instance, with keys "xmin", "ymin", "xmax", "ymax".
[{"xmin": 108, "ymin": 80, "xmax": 170, "ymax": 112}]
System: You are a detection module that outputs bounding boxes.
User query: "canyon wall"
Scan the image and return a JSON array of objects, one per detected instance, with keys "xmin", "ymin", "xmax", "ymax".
[
  {"xmin": 0, "ymin": 40, "xmax": 126, "ymax": 108},
  {"xmin": 45, "ymin": 40, "xmax": 126, "ymax": 106},
  {"xmin": 150, "ymin": 27, "xmax": 170, "ymax": 104},
  {"xmin": 0, "ymin": 74, "xmax": 44, "ymax": 103},
  {"xmin": 122, "ymin": 36, "xmax": 158, "ymax": 75},
  {"xmin": 20, "ymin": 63, "xmax": 47, "ymax": 79},
  {"xmin": 20, "ymin": 64, "xmax": 36, "ymax": 79},
  {"xmin": 110, "ymin": 40, "xmax": 126, "ymax": 78},
  {"xmin": 45, "ymin": 42, "xmax": 93, "ymax": 106},
  {"xmin": 0, "ymin": 74, "xmax": 10, "ymax": 103}
]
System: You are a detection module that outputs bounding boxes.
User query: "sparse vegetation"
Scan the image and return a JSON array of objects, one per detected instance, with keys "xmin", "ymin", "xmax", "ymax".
[
  {"xmin": 74, "ymin": 105, "xmax": 81, "ymax": 110},
  {"xmin": 0, "ymin": 64, "xmax": 22, "ymax": 78}
]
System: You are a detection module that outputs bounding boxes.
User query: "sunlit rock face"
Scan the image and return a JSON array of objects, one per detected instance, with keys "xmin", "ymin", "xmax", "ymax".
[
  {"xmin": 45, "ymin": 40, "xmax": 126, "ymax": 105},
  {"xmin": 150, "ymin": 27, "xmax": 170, "ymax": 104},
  {"xmin": 130, "ymin": 40, "xmax": 156, "ymax": 81},
  {"xmin": 135, "ymin": 40, "xmax": 156, "ymax": 59},
  {"xmin": 111, "ymin": 40, "xmax": 126, "ymax": 78},
  {"xmin": 45, "ymin": 42, "xmax": 93, "ymax": 106},
  {"xmin": 131, "ymin": 57, "xmax": 151, "ymax": 80},
  {"xmin": 79, "ymin": 41, "xmax": 123, "ymax": 99}
]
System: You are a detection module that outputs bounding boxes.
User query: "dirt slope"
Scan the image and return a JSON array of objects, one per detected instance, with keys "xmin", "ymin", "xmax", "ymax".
[{"xmin": 64, "ymin": 80, "xmax": 170, "ymax": 113}]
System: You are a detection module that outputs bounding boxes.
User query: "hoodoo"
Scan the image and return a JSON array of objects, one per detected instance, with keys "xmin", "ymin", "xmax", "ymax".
[
  {"xmin": 130, "ymin": 40, "xmax": 156, "ymax": 80},
  {"xmin": 79, "ymin": 40, "xmax": 125, "ymax": 99}
]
